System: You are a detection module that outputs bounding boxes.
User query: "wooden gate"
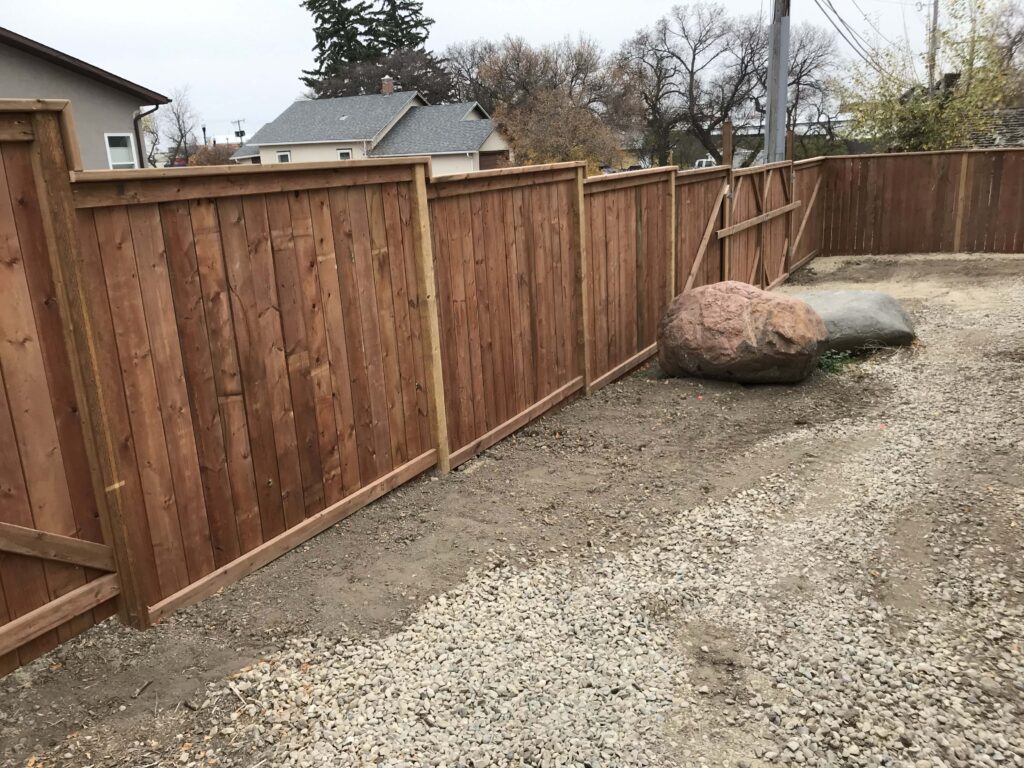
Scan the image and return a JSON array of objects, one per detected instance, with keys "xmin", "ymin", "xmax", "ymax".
[
  {"xmin": 0, "ymin": 102, "xmax": 121, "ymax": 672},
  {"xmin": 719, "ymin": 161, "xmax": 801, "ymax": 288},
  {"xmin": 675, "ymin": 166, "xmax": 730, "ymax": 293}
]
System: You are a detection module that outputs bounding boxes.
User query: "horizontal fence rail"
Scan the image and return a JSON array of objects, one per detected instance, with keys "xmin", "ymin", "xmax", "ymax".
[{"xmin": 3, "ymin": 97, "xmax": 1021, "ymax": 673}]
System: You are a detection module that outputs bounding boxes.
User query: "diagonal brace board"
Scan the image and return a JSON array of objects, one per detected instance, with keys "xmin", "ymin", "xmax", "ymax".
[
  {"xmin": 683, "ymin": 181, "xmax": 730, "ymax": 292},
  {"xmin": 0, "ymin": 521, "xmax": 116, "ymax": 571},
  {"xmin": 716, "ymin": 200, "xmax": 801, "ymax": 239}
]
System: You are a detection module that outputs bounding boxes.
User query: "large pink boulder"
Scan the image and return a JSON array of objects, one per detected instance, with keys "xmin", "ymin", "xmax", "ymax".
[{"xmin": 657, "ymin": 281, "xmax": 828, "ymax": 384}]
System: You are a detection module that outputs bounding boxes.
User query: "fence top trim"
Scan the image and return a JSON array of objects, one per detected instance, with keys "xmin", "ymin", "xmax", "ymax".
[
  {"xmin": 70, "ymin": 155, "xmax": 430, "ymax": 184},
  {"xmin": 733, "ymin": 159, "xmax": 792, "ymax": 176},
  {"xmin": 429, "ymin": 161, "xmax": 585, "ymax": 185},
  {"xmin": 818, "ymin": 146, "xmax": 1024, "ymax": 161},
  {"xmin": 675, "ymin": 165, "xmax": 730, "ymax": 183},
  {"xmin": 0, "ymin": 98, "xmax": 72, "ymax": 113},
  {"xmin": 584, "ymin": 166, "xmax": 675, "ymax": 186}
]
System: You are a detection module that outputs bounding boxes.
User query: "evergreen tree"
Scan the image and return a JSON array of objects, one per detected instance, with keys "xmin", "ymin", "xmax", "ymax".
[
  {"xmin": 370, "ymin": 0, "xmax": 434, "ymax": 54},
  {"xmin": 301, "ymin": 0, "xmax": 379, "ymax": 88}
]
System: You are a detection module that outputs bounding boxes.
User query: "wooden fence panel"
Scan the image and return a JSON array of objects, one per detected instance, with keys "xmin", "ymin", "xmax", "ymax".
[
  {"xmin": 792, "ymin": 160, "xmax": 824, "ymax": 268},
  {"xmin": 584, "ymin": 168, "xmax": 674, "ymax": 389},
  {"xmin": 69, "ymin": 161, "xmax": 438, "ymax": 620},
  {"xmin": 675, "ymin": 167, "xmax": 728, "ymax": 293},
  {"xmin": 428, "ymin": 165, "xmax": 585, "ymax": 466},
  {"xmin": 820, "ymin": 149, "xmax": 1024, "ymax": 257},
  {"xmin": 0, "ymin": 108, "xmax": 119, "ymax": 671}
]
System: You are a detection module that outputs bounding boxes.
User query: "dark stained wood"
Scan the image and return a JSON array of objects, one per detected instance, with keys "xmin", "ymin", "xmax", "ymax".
[
  {"xmin": 159, "ymin": 201, "xmax": 240, "ymax": 566},
  {"xmin": 127, "ymin": 204, "xmax": 215, "ymax": 581},
  {"xmin": 187, "ymin": 199, "xmax": 263, "ymax": 554},
  {"xmin": 308, "ymin": 188, "xmax": 361, "ymax": 494},
  {"xmin": 217, "ymin": 197, "xmax": 289, "ymax": 540},
  {"xmin": 93, "ymin": 205, "xmax": 190, "ymax": 598}
]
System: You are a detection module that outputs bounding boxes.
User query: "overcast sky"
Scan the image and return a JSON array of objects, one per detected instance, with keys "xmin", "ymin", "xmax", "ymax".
[{"xmin": 4, "ymin": 0, "xmax": 928, "ymax": 141}]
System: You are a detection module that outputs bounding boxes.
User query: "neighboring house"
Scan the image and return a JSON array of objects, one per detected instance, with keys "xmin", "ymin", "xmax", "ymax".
[
  {"xmin": 970, "ymin": 108, "xmax": 1024, "ymax": 148},
  {"xmin": 0, "ymin": 25, "xmax": 169, "ymax": 170},
  {"xmin": 232, "ymin": 79, "xmax": 513, "ymax": 176}
]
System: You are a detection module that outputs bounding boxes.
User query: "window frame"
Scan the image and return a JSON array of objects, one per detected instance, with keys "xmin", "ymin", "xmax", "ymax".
[
  {"xmin": 337, "ymin": 148, "xmax": 352, "ymax": 161},
  {"xmin": 104, "ymin": 132, "xmax": 138, "ymax": 170},
  {"xmin": 276, "ymin": 150, "xmax": 292, "ymax": 163}
]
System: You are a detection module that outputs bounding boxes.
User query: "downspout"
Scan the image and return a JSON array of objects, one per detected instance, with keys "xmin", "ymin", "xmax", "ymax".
[{"xmin": 133, "ymin": 104, "xmax": 161, "ymax": 168}]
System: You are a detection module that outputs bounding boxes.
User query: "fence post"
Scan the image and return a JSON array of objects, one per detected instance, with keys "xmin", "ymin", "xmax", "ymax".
[
  {"xmin": 667, "ymin": 169, "xmax": 677, "ymax": 303},
  {"xmin": 409, "ymin": 163, "xmax": 450, "ymax": 475},
  {"xmin": 574, "ymin": 165, "xmax": 593, "ymax": 394},
  {"xmin": 27, "ymin": 104, "xmax": 154, "ymax": 629},
  {"xmin": 952, "ymin": 152, "xmax": 969, "ymax": 252}
]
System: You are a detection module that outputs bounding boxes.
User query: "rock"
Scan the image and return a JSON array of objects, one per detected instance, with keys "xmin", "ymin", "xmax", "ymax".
[
  {"xmin": 793, "ymin": 290, "xmax": 915, "ymax": 352},
  {"xmin": 657, "ymin": 281, "xmax": 827, "ymax": 384}
]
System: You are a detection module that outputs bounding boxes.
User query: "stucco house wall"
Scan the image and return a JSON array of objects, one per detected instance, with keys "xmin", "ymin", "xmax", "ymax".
[
  {"xmin": 257, "ymin": 141, "xmax": 368, "ymax": 164},
  {"xmin": 480, "ymin": 131, "xmax": 512, "ymax": 152},
  {"xmin": 0, "ymin": 41, "xmax": 148, "ymax": 170},
  {"xmin": 429, "ymin": 154, "xmax": 477, "ymax": 176}
]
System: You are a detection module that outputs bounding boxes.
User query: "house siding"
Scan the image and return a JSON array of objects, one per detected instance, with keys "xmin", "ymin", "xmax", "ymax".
[
  {"xmin": 257, "ymin": 141, "xmax": 368, "ymax": 164},
  {"xmin": 0, "ymin": 41, "xmax": 149, "ymax": 169},
  {"xmin": 430, "ymin": 154, "xmax": 477, "ymax": 176}
]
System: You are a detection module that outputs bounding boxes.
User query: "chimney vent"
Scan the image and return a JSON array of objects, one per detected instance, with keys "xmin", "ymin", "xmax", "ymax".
[{"xmin": 381, "ymin": 75, "xmax": 394, "ymax": 95}]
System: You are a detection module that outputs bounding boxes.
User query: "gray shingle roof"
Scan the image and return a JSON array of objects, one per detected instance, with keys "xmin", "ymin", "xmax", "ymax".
[
  {"xmin": 244, "ymin": 91, "xmax": 422, "ymax": 146},
  {"xmin": 972, "ymin": 108, "xmax": 1024, "ymax": 148},
  {"xmin": 370, "ymin": 103, "xmax": 496, "ymax": 156},
  {"xmin": 231, "ymin": 143, "xmax": 259, "ymax": 160}
]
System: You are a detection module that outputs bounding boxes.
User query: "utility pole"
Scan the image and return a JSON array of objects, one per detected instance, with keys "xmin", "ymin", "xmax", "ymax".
[
  {"xmin": 232, "ymin": 118, "xmax": 247, "ymax": 146},
  {"xmin": 765, "ymin": 0, "xmax": 791, "ymax": 164},
  {"xmin": 927, "ymin": 0, "xmax": 940, "ymax": 89}
]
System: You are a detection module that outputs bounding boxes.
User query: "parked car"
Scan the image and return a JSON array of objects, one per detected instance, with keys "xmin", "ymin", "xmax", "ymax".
[{"xmin": 694, "ymin": 156, "xmax": 717, "ymax": 169}]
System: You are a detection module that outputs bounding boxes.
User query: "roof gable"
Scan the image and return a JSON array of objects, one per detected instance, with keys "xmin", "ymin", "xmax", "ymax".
[
  {"xmin": 370, "ymin": 102, "xmax": 498, "ymax": 156},
  {"xmin": 246, "ymin": 91, "xmax": 425, "ymax": 146},
  {"xmin": 0, "ymin": 25, "xmax": 169, "ymax": 104}
]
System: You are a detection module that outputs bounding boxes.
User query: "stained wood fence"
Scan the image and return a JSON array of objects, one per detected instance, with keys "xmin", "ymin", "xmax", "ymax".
[
  {"xmin": 584, "ymin": 167, "xmax": 675, "ymax": 391},
  {"xmin": 820, "ymin": 149, "xmax": 1024, "ymax": 256},
  {"xmin": 429, "ymin": 165, "xmax": 585, "ymax": 467},
  {"xmin": 3, "ymin": 99, "xmax": 1021, "ymax": 672}
]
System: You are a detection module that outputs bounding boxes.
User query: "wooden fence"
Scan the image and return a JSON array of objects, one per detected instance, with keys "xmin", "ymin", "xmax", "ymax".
[
  {"xmin": 820, "ymin": 148, "xmax": 1024, "ymax": 256},
  {"xmin": 4, "ymin": 99, "xmax": 1021, "ymax": 672},
  {"xmin": 675, "ymin": 166, "xmax": 728, "ymax": 294},
  {"xmin": 429, "ymin": 164, "xmax": 585, "ymax": 467},
  {"xmin": 584, "ymin": 167, "xmax": 675, "ymax": 391}
]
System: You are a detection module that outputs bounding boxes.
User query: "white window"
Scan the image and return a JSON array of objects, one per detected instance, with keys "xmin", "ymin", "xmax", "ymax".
[
  {"xmin": 276, "ymin": 150, "xmax": 292, "ymax": 163},
  {"xmin": 337, "ymin": 148, "xmax": 352, "ymax": 161},
  {"xmin": 104, "ymin": 133, "xmax": 138, "ymax": 170}
]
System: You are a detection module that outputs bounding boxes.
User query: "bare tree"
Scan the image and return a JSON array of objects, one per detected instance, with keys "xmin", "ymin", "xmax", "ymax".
[
  {"xmin": 611, "ymin": 29, "xmax": 688, "ymax": 165},
  {"xmin": 161, "ymin": 88, "xmax": 199, "ymax": 167},
  {"xmin": 445, "ymin": 36, "xmax": 620, "ymax": 166},
  {"xmin": 140, "ymin": 113, "xmax": 160, "ymax": 168}
]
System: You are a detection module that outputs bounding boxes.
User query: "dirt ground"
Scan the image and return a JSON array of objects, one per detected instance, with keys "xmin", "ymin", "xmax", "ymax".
[{"xmin": 1, "ymin": 253, "xmax": 1021, "ymax": 767}]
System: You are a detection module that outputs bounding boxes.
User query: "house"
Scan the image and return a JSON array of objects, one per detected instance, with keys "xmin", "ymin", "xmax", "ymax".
[
  {"xmin": 970, "ymin": 108, "xmax": 1024, "ymax": 148},
  {"xmin": 231, "ymin": 78, "xmax": 513, "ymax": 175},
  {"xmin": 0, "ymin": 25, "xmax": 169, "ymax": 170}
]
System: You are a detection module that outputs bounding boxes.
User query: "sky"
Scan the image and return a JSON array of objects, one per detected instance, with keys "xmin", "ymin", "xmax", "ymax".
[{"xmin": 3, "ymin": 0, "xmax": 930, "ymax": 142}]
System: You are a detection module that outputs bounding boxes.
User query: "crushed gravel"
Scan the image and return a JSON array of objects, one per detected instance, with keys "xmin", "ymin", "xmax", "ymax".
[{"xmin": 177, "ymin": 262, "xmax": 1024, "ymax": 767}]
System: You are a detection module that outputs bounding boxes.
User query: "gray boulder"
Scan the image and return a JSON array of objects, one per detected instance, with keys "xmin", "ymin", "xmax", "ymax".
[{"xmin": 794, "ymin": 290, "xmax": 915, "ymax": 352}]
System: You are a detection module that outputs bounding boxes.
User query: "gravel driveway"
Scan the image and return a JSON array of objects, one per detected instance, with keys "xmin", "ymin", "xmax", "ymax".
[{"xmin": 3, "ymin": 254, "xmax": 1022, "ymax": 767}]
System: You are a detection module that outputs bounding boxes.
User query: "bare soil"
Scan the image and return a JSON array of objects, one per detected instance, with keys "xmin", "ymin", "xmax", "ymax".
[{"xmin": 1, "ymin": 253, "xmax": 1021, "ymax": 767}]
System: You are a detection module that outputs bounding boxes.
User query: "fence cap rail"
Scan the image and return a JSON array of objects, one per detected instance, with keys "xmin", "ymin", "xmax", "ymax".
[
  {"xmin": 584, "ymin": 166, "xmax": 675, "ymax": 185},
  {"xmin": 823, "ymin": 146, "xmax": 1024, "ymax": 161},
  {"xmin": 430, "ymin": 161, "xmax": 585, "ymax": 185},
  {"xmin": 675, "ymin": 164, "xmax": 730, "ymax": 183},
  {"xmin": 0, "ymin": 98, "xmax": 72, "ymax": 113},
  {"xmin": 733, "ymin": 160, "xmax": 792, "ymax": 176},
  {"xmin": 70, "ymin": 155, "xmax": 430, "ymax": 183}
]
